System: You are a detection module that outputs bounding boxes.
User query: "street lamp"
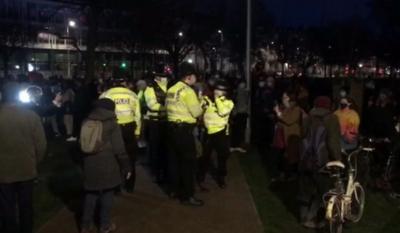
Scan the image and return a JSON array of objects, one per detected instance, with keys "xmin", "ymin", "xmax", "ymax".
[
  {"xmin": 178, "ymin": 32, "xmax": 184, "ymax": 37},
  {"xmin": 217, "ymin": 29, "xmax": 224, "ymax": 72},
  {"xmin": 66, "ymin": 19, "xmax": 77, "ymax": 79},
  {"xmin": 68, "ymin": 20, "xmax": 76, "ymax": 28}
]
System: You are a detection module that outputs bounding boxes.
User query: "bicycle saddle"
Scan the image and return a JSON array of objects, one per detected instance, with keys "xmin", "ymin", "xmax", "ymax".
[
  {"xmin": 326, "ymin": 161, "xmax": 346, "ymax": 169},
  {"xmin": 361, "ymin": 146, "xmax": 375, "ymax": 152}
]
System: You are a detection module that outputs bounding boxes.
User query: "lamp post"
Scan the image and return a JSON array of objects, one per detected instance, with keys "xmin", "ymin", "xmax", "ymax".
[
  {"xmin": 245, "ymin": 0, "xmax": 252, "ymax": 143},
  {"xmin": 218, "ymin": 29, "xmax": 224, "ymax": 72},
  {"xmin": 66, "ymin": 20, "xmax": 76, "ymax": 79}
]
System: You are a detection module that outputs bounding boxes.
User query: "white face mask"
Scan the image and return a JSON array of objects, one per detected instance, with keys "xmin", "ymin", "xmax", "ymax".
[
  {"xmin": 340, "ymin": 91, "xmax": 347, "ymax": 98},
  {"xmin": 283, "ymin": 99, "xmax": 291, "ymax": 108},
  {"xmin": 214, "ymin": 90, "xmax": 225, "ymax": 98},
  {"xmin": 158, "ymin": 77, "xmax": 168, "ymax": 85}
]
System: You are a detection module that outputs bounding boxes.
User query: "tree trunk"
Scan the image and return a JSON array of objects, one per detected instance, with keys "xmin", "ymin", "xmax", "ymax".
[{"xmin": 85, "ymin": 6, "xmax": 99, "ymax": 82}]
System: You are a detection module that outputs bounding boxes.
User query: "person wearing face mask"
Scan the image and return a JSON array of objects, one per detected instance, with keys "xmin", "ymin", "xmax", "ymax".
[
  {"xmin": 274, "ymin": 92, "xmax": 304, "ymax": 180},
  {"xmin": 144, "ymin": 64, "xmax": 170, "ymax": 184},
  {"xmin": 197, "ymin": 82, "xmax": 234, "ymax": 190},
  {"xmin": 166, "ymin": 62, "xmax": 204, "ymax": 206},
  {"xmin": 334, "ymin": 97, "xmax": 360, "ymax": 151}
]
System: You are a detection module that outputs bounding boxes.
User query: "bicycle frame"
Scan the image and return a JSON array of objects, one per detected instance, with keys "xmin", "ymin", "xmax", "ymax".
[{"xmin": 325, "ymin": 148, "xmax": 361, "ymax": 222}]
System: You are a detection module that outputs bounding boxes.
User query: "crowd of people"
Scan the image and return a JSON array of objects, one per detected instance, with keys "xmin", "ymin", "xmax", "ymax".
[
  {"xmin": 0, "ymin": 62, "xmax": 248, "ymax": 233},
  {"xmin": 1, "ymin": 63, "xmax": 400, "ymax": 233},
  {"xmin": 252, "ymin": 74, "xmax": 400, "ymax": 229}
]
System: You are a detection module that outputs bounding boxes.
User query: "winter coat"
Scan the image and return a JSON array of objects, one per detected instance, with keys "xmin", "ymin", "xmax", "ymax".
[
  {"xmin": 302, "ymin": 108, "xmax": 342, "ymax": 163},
  {"xmin": 0, "ymin": 104, "xmax": 47, "ymax": 183},
  {"xmin": 82, "ymin": 108, "xmax": 130, "ymax": 191},
  {"xmin": 279, "ymin": 105, "xmax": 303, "ymax": 164}
]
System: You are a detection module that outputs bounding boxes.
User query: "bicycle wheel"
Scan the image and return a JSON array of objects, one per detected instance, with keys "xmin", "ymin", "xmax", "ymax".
[
  {"xmin": 347, "ymin": 182, "xmax": 365, "ymax": 222},
  {"xmin": 327, "ymin": 197, "xmax": 343, "ymax": 233}
]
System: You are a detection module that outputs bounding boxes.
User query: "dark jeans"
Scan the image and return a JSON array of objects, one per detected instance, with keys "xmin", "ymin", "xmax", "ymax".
[
  {"xmin": 198, "ymin": 130, "xmax": 230, "ymax": 182},
  {"xmin": 269, "ymin": 148, "xmax": 285, "ymax": 178},
  {"xmin": 253, "ymin": 113, "xmax": 274, "ymax": 149},
  {"xmin": 0, "ymin": 180, "xmax": 34, "ymax": 233},
  {"xmin": 231, "ymin": 113, "xmax": 248, "ymax": 148},
  {"xmin": 120, "ymin": 123, "xmax": 137, "ymax": 192},
  {"xmin": 298, "ymin": 172, "xmax": 330, "ymax": 223},
  {"xmin": 167, "ymin": 123, "xmax": 196, "ymax": 200},
  {"xmin": 147, "ymin": 120, "xmax": 168, "ymax": 181},
  {"xmin": 81, "ymin": 190, "xmax": 114, "ymax": 230}
]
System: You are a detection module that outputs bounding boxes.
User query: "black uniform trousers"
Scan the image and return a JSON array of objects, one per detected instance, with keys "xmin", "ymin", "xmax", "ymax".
[
  {"xmin": 167, "ymin": 122, "xmax": 196, "ymax": 200},
  {"xmin": 198, "ymin": 129, "xmax": 230, "ymax": 183},
  {"xmin": 147, "ymin": 120, "xmax": 168, "ymax": 181},
  {"xmin": 231, "ymin": 113, "xmax": 248, "ymax": 148},
  {"xmin": 120, "ymin": 122, "xmax": 137, "ymax": 192},
  {"xmin": 0, "ymin": 180, "xmax": 34, "ymax": 233}
]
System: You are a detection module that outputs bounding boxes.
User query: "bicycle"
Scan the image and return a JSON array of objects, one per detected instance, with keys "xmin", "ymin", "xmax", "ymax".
[{"xmin": 323, "ymin": 144, "xmax": 372, "ymax": 233}]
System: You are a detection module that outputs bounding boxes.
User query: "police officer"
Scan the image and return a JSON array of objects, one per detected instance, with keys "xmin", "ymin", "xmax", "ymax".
[
  {"xmin": 166, "ymin": 63, "xmax": 204, "ymax": 206},
  {"xmin": 198, "ymin": 81, "xmax": 234, "ymax": 189},
  {"xmin": 100, "ymin": 79, "xmax": 141, "ymax": 193},
  {"xmin": 144, "ymin": 64, "xmax": 169, "ymax": 183}
]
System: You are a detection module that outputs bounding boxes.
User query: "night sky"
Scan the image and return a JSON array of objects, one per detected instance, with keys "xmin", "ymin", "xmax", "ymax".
[{"xmin": 264, "ymin": 0, "xmax": 371, "ymax": 27}]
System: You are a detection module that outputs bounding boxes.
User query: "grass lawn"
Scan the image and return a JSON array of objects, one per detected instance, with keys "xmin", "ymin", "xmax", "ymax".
[{"xmin": 238, "ymin": 148, "xmax": 400, "ymax": 233}]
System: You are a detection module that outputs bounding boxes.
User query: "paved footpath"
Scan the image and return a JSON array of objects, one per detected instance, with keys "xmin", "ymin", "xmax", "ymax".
[{"xmin": 38, "ymin": 155, "xmax": 264, "ymax": 233}]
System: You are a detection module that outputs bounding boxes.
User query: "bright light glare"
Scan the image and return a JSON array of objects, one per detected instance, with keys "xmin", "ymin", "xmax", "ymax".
[
  {"xmin": 187, "ymin": 59, "xmax": 193, "ymax": 64},
  {"xmin": 69, "ymin": 20, "xmax": 76, "ymax": 28},
  {"xmin": 178, "ymin": 32, "xmax": 183, "ymax": 37},
  {"xmin": 19, "ymin": 90, "xmax": 31, "ymax": 103},
  {"xmin": 15, "ymin": 65, "xmax": 20, "ymax": 70},
  {"xmin": 358, "ymin": 63, "xmax": 363, "ymax": 68},
  {"xmin": 218, "ymin": 29, "xmax": 222, "ymax": 34},
  {"xmin": 28, "ymin": 63, "xmax": 34, "ymax": 72}
]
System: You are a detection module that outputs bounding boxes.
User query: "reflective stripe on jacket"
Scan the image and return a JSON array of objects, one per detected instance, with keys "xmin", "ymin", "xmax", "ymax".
[
  {"xmin": 203, "ymin": 96, "xmax": 234, "ymax": 134},
  {"xmin": 166, "ymin": 81, "xmax": 202, "ymax": 124},
  {"xmin": 100, "ymin": 87, "xmax": 141, "ymax": 135},
  {"xmin": 144, "ymin": 80, "xmax": 167, "ymax": 120}
]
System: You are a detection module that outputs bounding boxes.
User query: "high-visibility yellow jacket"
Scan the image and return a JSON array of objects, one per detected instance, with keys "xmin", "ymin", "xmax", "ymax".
[
  {"xmin": 203, "ymin": 96, "xmax": 234, "ymax": 135},
  {"xmin": 100, "ymin": 87, "xmax": 141, "ymax": 136},
  {"xmin": 166, "ymin": 81, "xmax": 202, "ymax": 124},
  {"xmin": 144, "ymin": 80, "xmax": 167, "ymax": 120}
]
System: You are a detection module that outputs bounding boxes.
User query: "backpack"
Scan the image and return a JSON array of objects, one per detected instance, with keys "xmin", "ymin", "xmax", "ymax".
[
  {"xmin": 80, "ymin": 119, "xmax": 104, "ymax": 154},
  {"xmin": 299, "ymin": 115, "xmax": 329, "ymax": 171}
]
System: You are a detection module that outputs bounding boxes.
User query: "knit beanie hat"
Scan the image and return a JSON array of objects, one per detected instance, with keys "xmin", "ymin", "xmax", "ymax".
[
  {"xmin": 95, "ymin": 98, "xmax": 115, "ymax": 111},
  {"xmin": 314, "ymin": 96, "xmax": 332, "ymax": 110}
]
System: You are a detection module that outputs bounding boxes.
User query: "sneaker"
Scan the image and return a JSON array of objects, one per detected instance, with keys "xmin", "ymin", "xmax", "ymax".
[
  {"xmin": 99, "ymin": 223, "xmax": 116, "ymax": 233},
  {"xmin": 66, "ymin": 136, "xmax": 77, "ymax": 142},
  {"xmin": 216, "ymin": 178, "xmax": 226, "ymax": 189},
  {"xmin": 236, "ymin": 147, "xmax": 247, "ymax": 153},
  {"xmin": 230, "ymin": 147, "xmax": 239, "ymax": 152},
  {"xmin": 302, "ymin": 221, "xmax": 317, "ymax": 229},
  {"xmin": 180, "ymin": 197, "xmax": 204, "ymax": 207},
  {"xmin": 198, "ymin": 182, "xmax": 210, "ymax": 192},
  {"xmin": 302, "ymin": 221, "xmax": 325, "ymax": 229}
]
